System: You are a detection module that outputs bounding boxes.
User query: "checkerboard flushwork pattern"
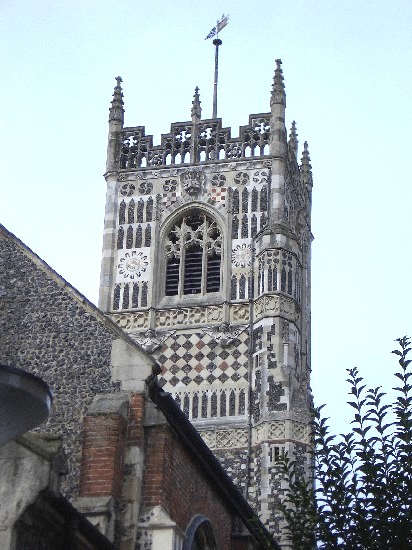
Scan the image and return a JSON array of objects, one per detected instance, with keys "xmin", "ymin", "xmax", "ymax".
[
  {"xmin": 210, "ymin": 187, "xmax": 227, "ymax": 205},
  {"xmin": 155, "ymin": 331, "xmax": 249, "ymax": 389},
  {"xmin": 162, "ymin": 191, "xmax": 178, "ymax": 209}
]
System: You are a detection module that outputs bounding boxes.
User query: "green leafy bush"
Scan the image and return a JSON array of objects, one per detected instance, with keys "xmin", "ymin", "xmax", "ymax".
[{"xmin": 278, "ymin": 337, "xmax": 412, "ymax": 549}]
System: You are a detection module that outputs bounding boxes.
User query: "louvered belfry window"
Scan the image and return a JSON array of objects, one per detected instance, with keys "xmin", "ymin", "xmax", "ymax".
[{"xmin": 165, "ymin": 211, "xmax": 222, "ymax": 296}]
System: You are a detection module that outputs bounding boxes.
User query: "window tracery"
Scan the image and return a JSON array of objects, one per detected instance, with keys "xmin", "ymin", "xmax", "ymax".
[{"xmin": 165, "ymin": 211, "xmax": 222, "ymax": 297}]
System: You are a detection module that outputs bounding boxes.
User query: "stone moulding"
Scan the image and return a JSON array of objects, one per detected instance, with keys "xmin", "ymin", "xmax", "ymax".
[
  {"xmin": 111, "ymin": 311, "xmax": 150, "ymax": 330},
  {"xmin": 114, "ymin": 158, "xmax": 272, "ymax": 182},
  {"xmin": 229, "ymin": 303, "xmax": 250, "ymax": 323},
  {"xmin": 254, "ymin": 294, "xmax": 300, "ymax": 324},
  {"xmin": 160, "ymin": 192, "xmax": 227, "ymax": 224},
  {"xmin": 110, "ymin": 304, "xmax": 254, "ymax": 330},
  {"xmin": 155, "ymin": 305, "xmax": 224, "ymax": 327},
  {"xmin": 251, "ymin": 420, "xmax": 310, "ymax": 445},
  {"xmin": 199, "ymin": 428, "xmax": 249, "ymax": 450}
]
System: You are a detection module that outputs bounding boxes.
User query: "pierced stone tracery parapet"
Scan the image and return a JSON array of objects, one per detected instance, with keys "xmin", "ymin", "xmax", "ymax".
[{"xmin": 119, "ymin": 113, "xmax": 272, "ymax": 170}]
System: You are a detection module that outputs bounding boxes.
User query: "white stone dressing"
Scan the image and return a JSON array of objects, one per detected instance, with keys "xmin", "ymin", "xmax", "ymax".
[{"xmin": 100, "ymin": 61, "xmax": 313, "ymax": 544}]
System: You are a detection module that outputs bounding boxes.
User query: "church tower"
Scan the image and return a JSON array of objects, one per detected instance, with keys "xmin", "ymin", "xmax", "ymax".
[{"xmin": 99, "ymin": 60, "xmax": 313, "ymax": 538}]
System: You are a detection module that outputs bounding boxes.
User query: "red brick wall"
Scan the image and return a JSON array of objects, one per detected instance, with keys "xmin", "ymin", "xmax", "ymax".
[
  {"xmin": 79, "ymin": 413, "xmax": 127, "ymax": 498},
  {"xmin": 127, "ymin": 393, "xmax": 145, "ymax": 446},
  {"xmin": 79, "ymin": 392, "xmax": 145, "ymax": 499},
  {"xmin": 79, "ymin": 393, "xmax": 258, "ymax": 549},
  {"xmin": 141, "ymin": 424, "xmax": 235, "ymax": 549}
]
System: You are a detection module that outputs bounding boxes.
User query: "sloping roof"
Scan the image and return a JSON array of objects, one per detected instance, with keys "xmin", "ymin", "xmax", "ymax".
[{"xmin": 0, "ymin": 223, "xmax": 155, "ymax": 368}]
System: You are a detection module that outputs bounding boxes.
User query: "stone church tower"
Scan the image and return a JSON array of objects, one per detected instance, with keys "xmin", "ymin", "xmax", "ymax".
[{"xmin": 99, "ymin": 60, "xmax": 313, "ymax": 537}]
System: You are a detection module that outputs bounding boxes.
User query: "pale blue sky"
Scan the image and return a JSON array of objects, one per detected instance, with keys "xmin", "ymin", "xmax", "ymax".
[{"xmin": 1, "ymin": 0, "xmax": 411, "ymax": 431}]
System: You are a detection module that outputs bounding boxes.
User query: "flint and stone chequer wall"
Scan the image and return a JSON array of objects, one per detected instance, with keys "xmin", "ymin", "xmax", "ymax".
[
  {"xmin": 156, "ymin": 331, "xmax": 249, "ymax": 416},
  {"xmin": 154, "ymin": 325, "xmax": 251, "ymax": 475},
  {"xmin": 153, "ymin": 329, "xmax": 252, "ymax": 490},
  {"xmin": 0, "ymin": 228, "xmax": 121, "ymax": 499},
  {"xmin": 104, "ymin": 162, "xmax": 271, "ymax": 314}
]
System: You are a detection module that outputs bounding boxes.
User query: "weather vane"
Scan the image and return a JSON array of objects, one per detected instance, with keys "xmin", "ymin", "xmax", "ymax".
[{"xmin": 205, "ymin": 14, "xmax": 230, "ymax": 119}]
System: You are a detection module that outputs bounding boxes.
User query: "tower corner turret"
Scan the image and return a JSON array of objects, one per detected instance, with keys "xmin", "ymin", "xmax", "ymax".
[{"xmin": 106, "ymin": 76, "xmax": 124, "ymax": 173}]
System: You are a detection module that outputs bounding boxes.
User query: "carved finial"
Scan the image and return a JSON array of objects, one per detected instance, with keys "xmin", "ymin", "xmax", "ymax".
[
  {"xmin": 288, "ymin": 121, "xmax": 298, "ymax": 158},
  {"xmin": 191, "ymin": 86, "xmax": 202, "ymax": 119},
  {"xmin": 271, "ymin": 59, "xmax": 286, "ymax": 107},
  {"xmin": 109, "ymin": 76, "xmax": 124, "ymax": 124},
  {"xmin": 300, "ymin": 141, "xmax": 313, "ymax": 187}
]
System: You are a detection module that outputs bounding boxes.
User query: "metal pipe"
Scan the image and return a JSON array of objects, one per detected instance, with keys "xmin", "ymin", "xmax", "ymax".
[{"xmin": 212, "ymin": 39, "xmax": 222, "ymax": 118}]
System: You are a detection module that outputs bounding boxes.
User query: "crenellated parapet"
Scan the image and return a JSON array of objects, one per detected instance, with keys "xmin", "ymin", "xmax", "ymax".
[{"xmin": 118, "ymin": 113, "xmax": 272, "ymax": 169}]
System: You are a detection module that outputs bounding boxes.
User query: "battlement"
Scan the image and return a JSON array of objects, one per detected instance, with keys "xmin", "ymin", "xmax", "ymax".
[{"xmin": 120, "ymin": 113, "xmax": 271, "ymax": 169}]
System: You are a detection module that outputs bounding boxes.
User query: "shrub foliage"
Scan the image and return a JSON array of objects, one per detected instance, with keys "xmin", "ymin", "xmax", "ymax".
[{"xmin": 278, "ymin": 337, "xmax": 412, "ymax": 549}]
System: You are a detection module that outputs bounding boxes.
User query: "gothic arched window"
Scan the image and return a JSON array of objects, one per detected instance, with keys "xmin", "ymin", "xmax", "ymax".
[{"xmin": 165, "ymin": 211, "xmax": 222, "ymax": 297}]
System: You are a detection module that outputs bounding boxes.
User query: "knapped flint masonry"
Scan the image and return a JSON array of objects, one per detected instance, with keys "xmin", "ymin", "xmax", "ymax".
[{"xmin": 100, "ymin": 59, "xmax": 314, "ymax": 541}]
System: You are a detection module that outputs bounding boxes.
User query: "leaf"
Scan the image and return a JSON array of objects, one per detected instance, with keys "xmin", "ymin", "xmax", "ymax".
[{"xmin": 280, "ymin": 336, "xmax": 412, "ymax": 548}]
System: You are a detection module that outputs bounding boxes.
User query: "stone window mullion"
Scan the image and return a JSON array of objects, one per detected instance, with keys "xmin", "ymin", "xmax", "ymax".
[
  {"xmin": 164, "ymin": 211, "xmax": 222, "ymax": 298},
  {"xmin": 201, "ymin": 222, "xmax": 208, "ymax": 294},
  {"xmin": 179, "ymin": 246, "xmax": 186, "ymax": 297}
]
